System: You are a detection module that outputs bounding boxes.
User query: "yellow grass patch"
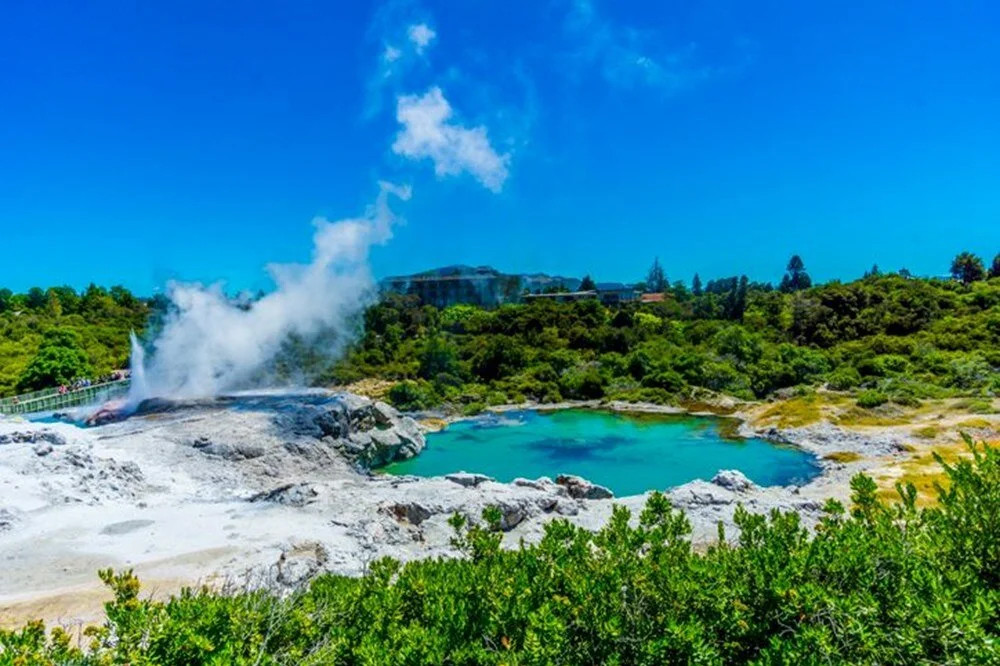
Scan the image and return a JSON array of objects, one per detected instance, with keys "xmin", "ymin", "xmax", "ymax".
[
  {"xmin": 956, "ymin": 418, "xmax": 993, "ymax": 430},
  {"xmin": 331, "ymin": 378, "xmax": 395, "ymax": 400},
  {"xmin": 755, "ymin": 395, "xmax": 823, "ymax": 428},
  {"xmin": 877, "ymin": 442, "xmax": 969, "ymax": 506},
  {"xmin": 834, "ymin": 407, "xmax": 912, "ymax": 427},
  {"xmin": 824, "ymin": 451, "xmax": 862, "ymax": 463},
  {"xmin": 418, "ymin": 417, "xmax": 448, "ymax": 432}
]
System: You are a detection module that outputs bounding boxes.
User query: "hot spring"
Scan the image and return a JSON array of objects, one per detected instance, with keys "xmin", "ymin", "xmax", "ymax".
[{"xmin": 385, "ymin": 409, "xmax": 819, "ymax": 496}]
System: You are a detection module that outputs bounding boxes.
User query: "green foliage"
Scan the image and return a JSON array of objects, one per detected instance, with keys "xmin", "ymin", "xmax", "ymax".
[
  {"xmin": 5, "ymin": 441, "xmax": 999, "ymax": 663},
  {"xmin": 0, "ymin": 284, "xmax": 149, "ymax": 397},
  {"xmin": 16, "ymin": 329, "xmax": 94, "ymax": 392},
  {"xmin": 645, "ymin": 257, "xmax": 667, "ymax": 292},
  {"xmin": 7, "ymin": 266, "xmax": 1000, "ymax": 407},
  {"xmin": 779, "ymin": 254, "xmax": 812, "ymax": 292},
  {"xmin": 951, "ymin": 251, "xmax": 987, "ymax": 285},
  {"xmin": 387, "ymin": 380, "xmax": 438, "ymax": 411},
  {"xmin": 856, "ymin": 389, "xmax": 889, "ymax": 408},
  {"xmin": 330, "ymin": 270, "xmax": 1000, "ymax": 411}
]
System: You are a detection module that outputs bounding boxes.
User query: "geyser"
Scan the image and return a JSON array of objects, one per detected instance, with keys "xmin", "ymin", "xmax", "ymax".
[{"xmin": 128, "ymin": 182, "xmax": 410, "ymax": 404}]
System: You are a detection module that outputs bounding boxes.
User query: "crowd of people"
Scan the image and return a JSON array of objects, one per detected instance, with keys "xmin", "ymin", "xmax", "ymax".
[{"xmin": 56, "ymin": 370, "xmax": 130, "ymax": 395}]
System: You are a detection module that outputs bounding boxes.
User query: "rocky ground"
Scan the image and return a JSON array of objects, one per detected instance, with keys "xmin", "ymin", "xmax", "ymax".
[{"xmin": 0, "ymin": 390, "xmax": 936, "ymax": 628}]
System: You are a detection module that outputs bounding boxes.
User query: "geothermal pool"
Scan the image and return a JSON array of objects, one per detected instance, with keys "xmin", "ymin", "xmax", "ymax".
[{"xmin": 385, "ymin": 409, "xmax": 819, "ymax": 496}]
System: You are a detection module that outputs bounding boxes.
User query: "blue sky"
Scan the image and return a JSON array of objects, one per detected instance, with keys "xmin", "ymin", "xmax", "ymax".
[{"xmin": 2, "ymin": 0, "xmax": 999, "ymax": 294}]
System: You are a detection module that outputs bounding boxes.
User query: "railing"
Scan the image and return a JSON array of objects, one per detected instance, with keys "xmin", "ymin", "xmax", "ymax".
[{"xmin": 0, "ymin": 379, "xmax": 131, "ymax": 416}]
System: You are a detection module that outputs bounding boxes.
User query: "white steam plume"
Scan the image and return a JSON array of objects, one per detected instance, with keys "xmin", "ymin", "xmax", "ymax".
[{"xmin": 128, "ymin": 182, "xmax": 410, "ymax": 404}]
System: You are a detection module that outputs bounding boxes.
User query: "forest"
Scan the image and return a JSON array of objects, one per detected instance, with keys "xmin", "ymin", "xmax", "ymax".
[
  {"xmin": 0, "ymin": 285, "xmax": 150, "ymax": 396},
  {"xmin": 331, "ymin": 255, "xmax": 1000, "ymax": 413},
  {"xmin": 3, "ymin": 254, "xmax": 999, "ymax": 412}
]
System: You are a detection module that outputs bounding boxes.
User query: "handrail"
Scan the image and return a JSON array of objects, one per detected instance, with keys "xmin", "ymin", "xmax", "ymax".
[{"xmin": 0, "ymin": 379, "xmax": 131, "ymax": 415}]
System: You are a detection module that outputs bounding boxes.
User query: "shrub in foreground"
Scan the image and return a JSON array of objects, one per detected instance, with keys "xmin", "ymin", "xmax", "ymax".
[{"xmin": 3, "ymin": 439, "xmax": 998, "ymax": 664}]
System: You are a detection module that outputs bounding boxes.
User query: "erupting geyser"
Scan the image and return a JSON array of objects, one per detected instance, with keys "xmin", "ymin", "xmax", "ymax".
[
  {"xmin": 94, "ymin": 182, "xmax": 410, "ymax": 423},
  {"xmin": 147, "ymin": 183, "xmax": 406, "ymax": 401}
]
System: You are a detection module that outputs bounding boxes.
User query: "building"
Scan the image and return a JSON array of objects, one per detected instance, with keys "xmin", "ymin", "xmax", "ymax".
[
  {"xmin": 640, "ymin": 292, "xmax": 665, "ymax": 303},
  {"xmin": 594, "ymin": 282, "xmax": 639, "ymax": 305},
  {"xmin": 381, "ymin": 266, "xmax": 639, "ymax": 308},
  {"xmin": 522, "ymin": 290, "xmax": 597, "ymax": 303},
  {"xmin": 381, "ymin": 265, "xmax": 522, "ymax": 309}
]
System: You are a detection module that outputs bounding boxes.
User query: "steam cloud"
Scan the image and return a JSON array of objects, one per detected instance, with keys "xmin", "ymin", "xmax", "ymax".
[{"xmin": 127, "ymin": 182, "xmax": 411, "ymax": 404}]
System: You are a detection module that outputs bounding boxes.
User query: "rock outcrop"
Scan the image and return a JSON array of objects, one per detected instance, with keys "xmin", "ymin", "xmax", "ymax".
[
  {"xmin": 249, "ymin": 483, "xmax": 319, "ymax": 507},
  {"xmin": 0, "ymin": 430, "xmax": 66, "ymax": 447},
  {"xmin": 274, "ymin": 394, "xmax": 424, "ymax": 468},
  {"xmin": 556, "ymin": 474, "xmax": 614, "ymax": 499}
]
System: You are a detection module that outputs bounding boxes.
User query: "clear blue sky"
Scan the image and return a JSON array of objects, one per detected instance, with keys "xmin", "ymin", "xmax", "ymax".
[{"xmin": 2, "ymin": 0, "xmax": 999, "ymax": 295}]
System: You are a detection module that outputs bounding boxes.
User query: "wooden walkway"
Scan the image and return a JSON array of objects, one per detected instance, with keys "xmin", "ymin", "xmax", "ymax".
[{"xmin": 0, "ymin": 380, "xmax": 131, "ymax": 415}]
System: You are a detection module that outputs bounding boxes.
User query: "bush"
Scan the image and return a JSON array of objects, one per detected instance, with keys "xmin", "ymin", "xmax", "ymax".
[
  {"xmin": 387, "ymin": 380, "xmax": 436, "ymax": 411},
  {"xmin": 16, "ymin": 328, "xmax": 94, "ymax": 391},
  {"xmin": 560, "ymin": 366, "xmax": 606, "ymax": 399},
  {"xmin": 856, "ymin": 389, "xmax": 889, "ymax": 408},
  {"xmin": 640, "ymin": 368, "xmax": 686, "ymax": 392}
]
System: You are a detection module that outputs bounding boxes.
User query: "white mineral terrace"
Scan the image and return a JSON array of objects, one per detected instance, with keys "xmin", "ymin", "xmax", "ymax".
[{"xmin": 0, "ymin": 391, "xmax": 901, "ymax": 627}]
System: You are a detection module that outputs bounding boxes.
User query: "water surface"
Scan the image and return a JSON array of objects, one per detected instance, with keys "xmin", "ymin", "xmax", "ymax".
[{"xmin": 385, "ymin": 409, "xmax": 819, "ymax": 496}]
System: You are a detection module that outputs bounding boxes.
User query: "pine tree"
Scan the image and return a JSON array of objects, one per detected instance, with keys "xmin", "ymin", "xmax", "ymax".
[
  {"xmin": 645, "ymin": 258, "xmax": 667, "ymax": 293},
  {"xmin": 779, "ymin": 255, "xmax": 812, "ymax": 292},
  {"xmin": 950, "ymin": 252, "xmax": 986, "ymax": 285},
  {"xmin": 692, "ymin": 274, "xmax": 703, "ymax": 297}
]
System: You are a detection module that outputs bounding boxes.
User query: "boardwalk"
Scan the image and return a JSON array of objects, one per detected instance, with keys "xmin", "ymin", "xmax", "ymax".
[{"xmin": 0, "ymin": 379, "xmax": 131, "ymax": 415}]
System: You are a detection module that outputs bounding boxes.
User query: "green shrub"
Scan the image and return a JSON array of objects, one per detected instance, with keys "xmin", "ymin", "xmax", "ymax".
[
  {"xmin": 640, "ymin": 368, "xmax": 685, "ymax": 392},
  {"xmin": 387, "ymin": 380, "xmax": 437, "ymax": 411},
  {"xmin": 559, "ymin": 366, "xmax": 606, "ymax": 400},
  {"xmin": 856, "ymin": 389, "xmax": 889, "ymax": 408},
  {"xmin": 954, "ymin": 398, "xmax": 998, "ymax": 414},
  {"xmin": 461, "ymin": 401, "xmax": 485, "ymax": 416}
]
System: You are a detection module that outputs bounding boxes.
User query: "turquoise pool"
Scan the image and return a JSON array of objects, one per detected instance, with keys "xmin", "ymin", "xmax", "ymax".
[{"xmin": 384, "ymin": 409, "xmax": 819, "ymax": 496}]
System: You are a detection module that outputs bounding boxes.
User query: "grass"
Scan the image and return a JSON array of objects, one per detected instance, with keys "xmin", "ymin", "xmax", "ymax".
[
  {"xmin": 824, "ymin": 451, "xmax": 862, "ymax": 463},
  {"xmin": 956, "ymin": 418, "xmax": 995, "ymax": 430},
  {"xmin": 834, "ymin": 407, "xmax": 912, "ymax": 427},
  {"xmin": 877, "ymin": 443, "xmax": 969, "ymax": 506},
  {"xmin": 755, "ymin": 395, "xmax": 823, "ymax": 428},
  {"xmin": 913, "ymin": 425, "xmax": 940, "ymax": 439},
  {"xmin": 952, "ymin": 398, "xmax": 998, "ymax": 415},
  {"xmin": 418, "ymin": 417, "xmax": 448, "ymax": 432}
]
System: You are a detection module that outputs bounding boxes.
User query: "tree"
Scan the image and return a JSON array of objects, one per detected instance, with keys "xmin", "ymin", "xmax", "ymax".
[
  {"xmin": 579, "ymin": 275, "xmax": 596, "ymax": 291},
  {"xmin": 110, "ymin": 285, "xmax": 138, "ymax": 309},
  {"xmin": 864, "ymin": 264, "xmax": 880, "ymax": 278},
  {"xmin": 471, "ymin": 336, "xmax": 526, "ymax": 381},
  {"xmin": 692, "ymin": 274, "xmax": 703, "ymax": 296},
  {"xmin": 0, "ymin": 288, "xmax": 12, "ymax": 314},
  {"xmin": 418, "ymin": 336, "xmax": 460, "ymax": 380},
  {"xmin": 645, "ymin": 258, "xmax": 667, "ymax": 293},
  {"xmin": 24, "ymin": 287, "xmax": 47, "ymax": 310},
  {"xmin": 898, "ymin": 267, "xmax": 912, "ymax": 279},
  {"xmin": 49, "ymin": 286, "xmax": 80, "ymax": 314},
  {"xmin": 990, "ymin": 254, "xmax": 1000, "ymax": 279},
  {"xmin": 16, "ymin": 328, "xmax": 93, "ymax": 391},
  {"xmin": 950, "ymin": 252, "xmax": 986, "ymax": 285},
  {"xmin": 779, "ymin": 255, "xmax": 812, "ymax": 293}
]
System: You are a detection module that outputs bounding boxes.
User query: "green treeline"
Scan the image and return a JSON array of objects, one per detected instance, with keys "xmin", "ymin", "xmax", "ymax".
[
  {"xmin": 4, "ymin": 439, "xmax": 998, "ymax": 663},
  {"xmin": 4, "ymin": 253, "xmax": 1000, "ymax": 404},
  {"xmin": 0, "ymin": 285, "xmax": 150, "ymax": 396},
  {"xmin": 331, "ymin": 258, "xmax": 1000, "ymax": 412}
]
